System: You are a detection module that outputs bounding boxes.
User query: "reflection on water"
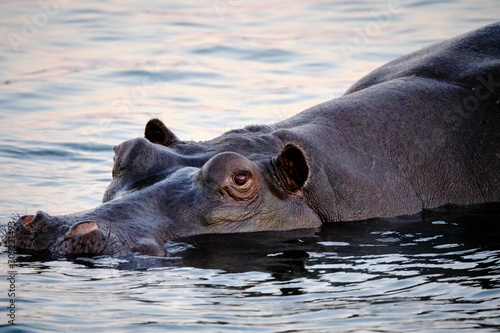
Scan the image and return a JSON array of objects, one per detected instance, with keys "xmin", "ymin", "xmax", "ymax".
[
  {"xmin": 1, "ymin": 204, "xmax": 499, "ymax": 332},
  {"xmin": 1, "ymin": 0, "xmax": 500, "ymax": 331}
]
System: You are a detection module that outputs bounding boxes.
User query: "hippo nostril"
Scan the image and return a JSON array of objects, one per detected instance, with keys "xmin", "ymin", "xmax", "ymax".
[
  {"xmin": 15, "ymin": 211, "xmax": 61, "ymax": 252},
  {"xmin": 21, "ymin": 211, "xmax": 52, "ymax": 233},
  {"xmin": 20, "ymin": 215, "xmax": 35, "ymax": 233},
  {"xmin": 22, "ymin": 215, "xmax": 34, "ymax": 224},
  {"xmin": 64, "ymin": 221, "xmax": 100, "ymax": 241}
]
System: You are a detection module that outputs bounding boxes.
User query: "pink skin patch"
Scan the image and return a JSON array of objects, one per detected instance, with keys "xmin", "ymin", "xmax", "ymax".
[
  {"xmin": 22, "ymin": 215, "xmax": 34, "ymax": 224},
  {"xmin": 64, "ymin": 221, "xmax": 100, "ymax": 241},
  {"xmin": 22, "ymin": 215, "xmax": 34, "ymax": 232}
]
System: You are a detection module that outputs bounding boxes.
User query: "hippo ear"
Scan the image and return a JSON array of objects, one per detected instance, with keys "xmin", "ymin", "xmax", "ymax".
[
  {"xmin": 273, "ymin": 143, "xmax": 309, "ymax": 193},
  {"xmin": 145, "ymin": 118, "xmax": 179, "ymax": 146}
]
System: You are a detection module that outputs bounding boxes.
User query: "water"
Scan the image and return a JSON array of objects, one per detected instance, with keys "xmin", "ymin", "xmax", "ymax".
[
  {"xmin": 2, "ymin": 205, "xmax": 500, "ymax": 332},
  {"xmin": 0, "ymin": 0, "xmax": 499, "ymax": 331}
]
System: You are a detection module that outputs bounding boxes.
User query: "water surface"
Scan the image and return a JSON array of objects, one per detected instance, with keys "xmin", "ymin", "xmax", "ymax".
[{"xmin": 2, "ymin": 204, "xmax": 500, "ymax": 332}]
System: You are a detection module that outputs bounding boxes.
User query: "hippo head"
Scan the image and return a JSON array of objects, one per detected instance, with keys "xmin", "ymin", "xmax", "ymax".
[{"xmin": 11, "ymin": 119, "xmax": 322, "ymax": 256}]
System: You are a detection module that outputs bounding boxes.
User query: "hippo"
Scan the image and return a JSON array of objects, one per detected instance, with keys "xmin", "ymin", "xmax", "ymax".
[{"xmin": 6, "ymin": 23, "xmax": 500, "ymax": 257}]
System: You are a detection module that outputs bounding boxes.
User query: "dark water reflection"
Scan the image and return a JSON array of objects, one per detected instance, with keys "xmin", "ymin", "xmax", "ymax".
[{"xmin": 2, "ymin": 204, "xmax": 499, "ymax": 332}]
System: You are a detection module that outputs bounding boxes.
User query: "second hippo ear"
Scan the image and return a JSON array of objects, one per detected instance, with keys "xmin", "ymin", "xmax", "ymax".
[
  {"xmin": 145, "ymin": 118, "xmax": 179, "ymax": 147},
  {"xmin": 273, "ymin": 143, "xmax": 309, "ymax": 193}
]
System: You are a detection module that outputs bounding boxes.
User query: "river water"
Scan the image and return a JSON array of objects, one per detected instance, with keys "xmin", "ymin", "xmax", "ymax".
[{"xmin": 1, "ymin": 0, "xmax": 499, "ymax": 331}]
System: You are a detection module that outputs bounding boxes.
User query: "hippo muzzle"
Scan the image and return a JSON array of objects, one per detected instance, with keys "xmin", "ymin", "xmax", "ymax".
[{"xmin": 13, "ymin": 212, "xmax": 121, "ymax": 256}]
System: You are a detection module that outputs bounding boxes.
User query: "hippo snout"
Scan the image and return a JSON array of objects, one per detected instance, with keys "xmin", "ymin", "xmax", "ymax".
[
  {"xmin": 14, "ymin": 211, "xmax": 57, "ymax": 252},
  {"xmin": 60, "ymin": 221, "xmax": 111, "ymax": 255},
  {"xmin": 13, "ymin": 211, "xmax": 118, "ymax": 256}
]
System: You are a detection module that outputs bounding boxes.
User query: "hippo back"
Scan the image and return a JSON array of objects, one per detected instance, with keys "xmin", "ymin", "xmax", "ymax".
[{"xmin": 345, "ymin": 22, "xmax": 500, "ymax": 95}]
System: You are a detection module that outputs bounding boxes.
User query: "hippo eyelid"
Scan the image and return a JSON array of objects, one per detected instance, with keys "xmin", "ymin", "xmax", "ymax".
[
  {"xmin": 232, "ymin": 169, "xmax": 252, "ymax": 177},
  {"xmin": 233, "ymin": 174, "xmax": 248, "ymax": 186}
]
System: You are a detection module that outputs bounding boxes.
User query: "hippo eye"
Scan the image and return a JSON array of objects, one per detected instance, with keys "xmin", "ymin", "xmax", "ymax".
[{"xmin": 233, "ymin": 173, "xmax": 249, "ymax": 186}]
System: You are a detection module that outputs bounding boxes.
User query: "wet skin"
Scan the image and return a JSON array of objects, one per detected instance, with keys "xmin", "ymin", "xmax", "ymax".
[{"xmin": 9, "ymin": 23, "xmax": 500, "ymax": 256}]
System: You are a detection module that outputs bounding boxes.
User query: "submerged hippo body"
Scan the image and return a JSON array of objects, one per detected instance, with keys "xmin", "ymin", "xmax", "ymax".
[{"xmin": 11, "ymin": 23, "xmax": 500, "ymax": 256}]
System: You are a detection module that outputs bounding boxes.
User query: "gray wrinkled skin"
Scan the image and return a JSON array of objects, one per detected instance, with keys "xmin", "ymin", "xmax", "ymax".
[{"xmin": 10, "ymin": 23, "xmax": 500, "ymax": 256}]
